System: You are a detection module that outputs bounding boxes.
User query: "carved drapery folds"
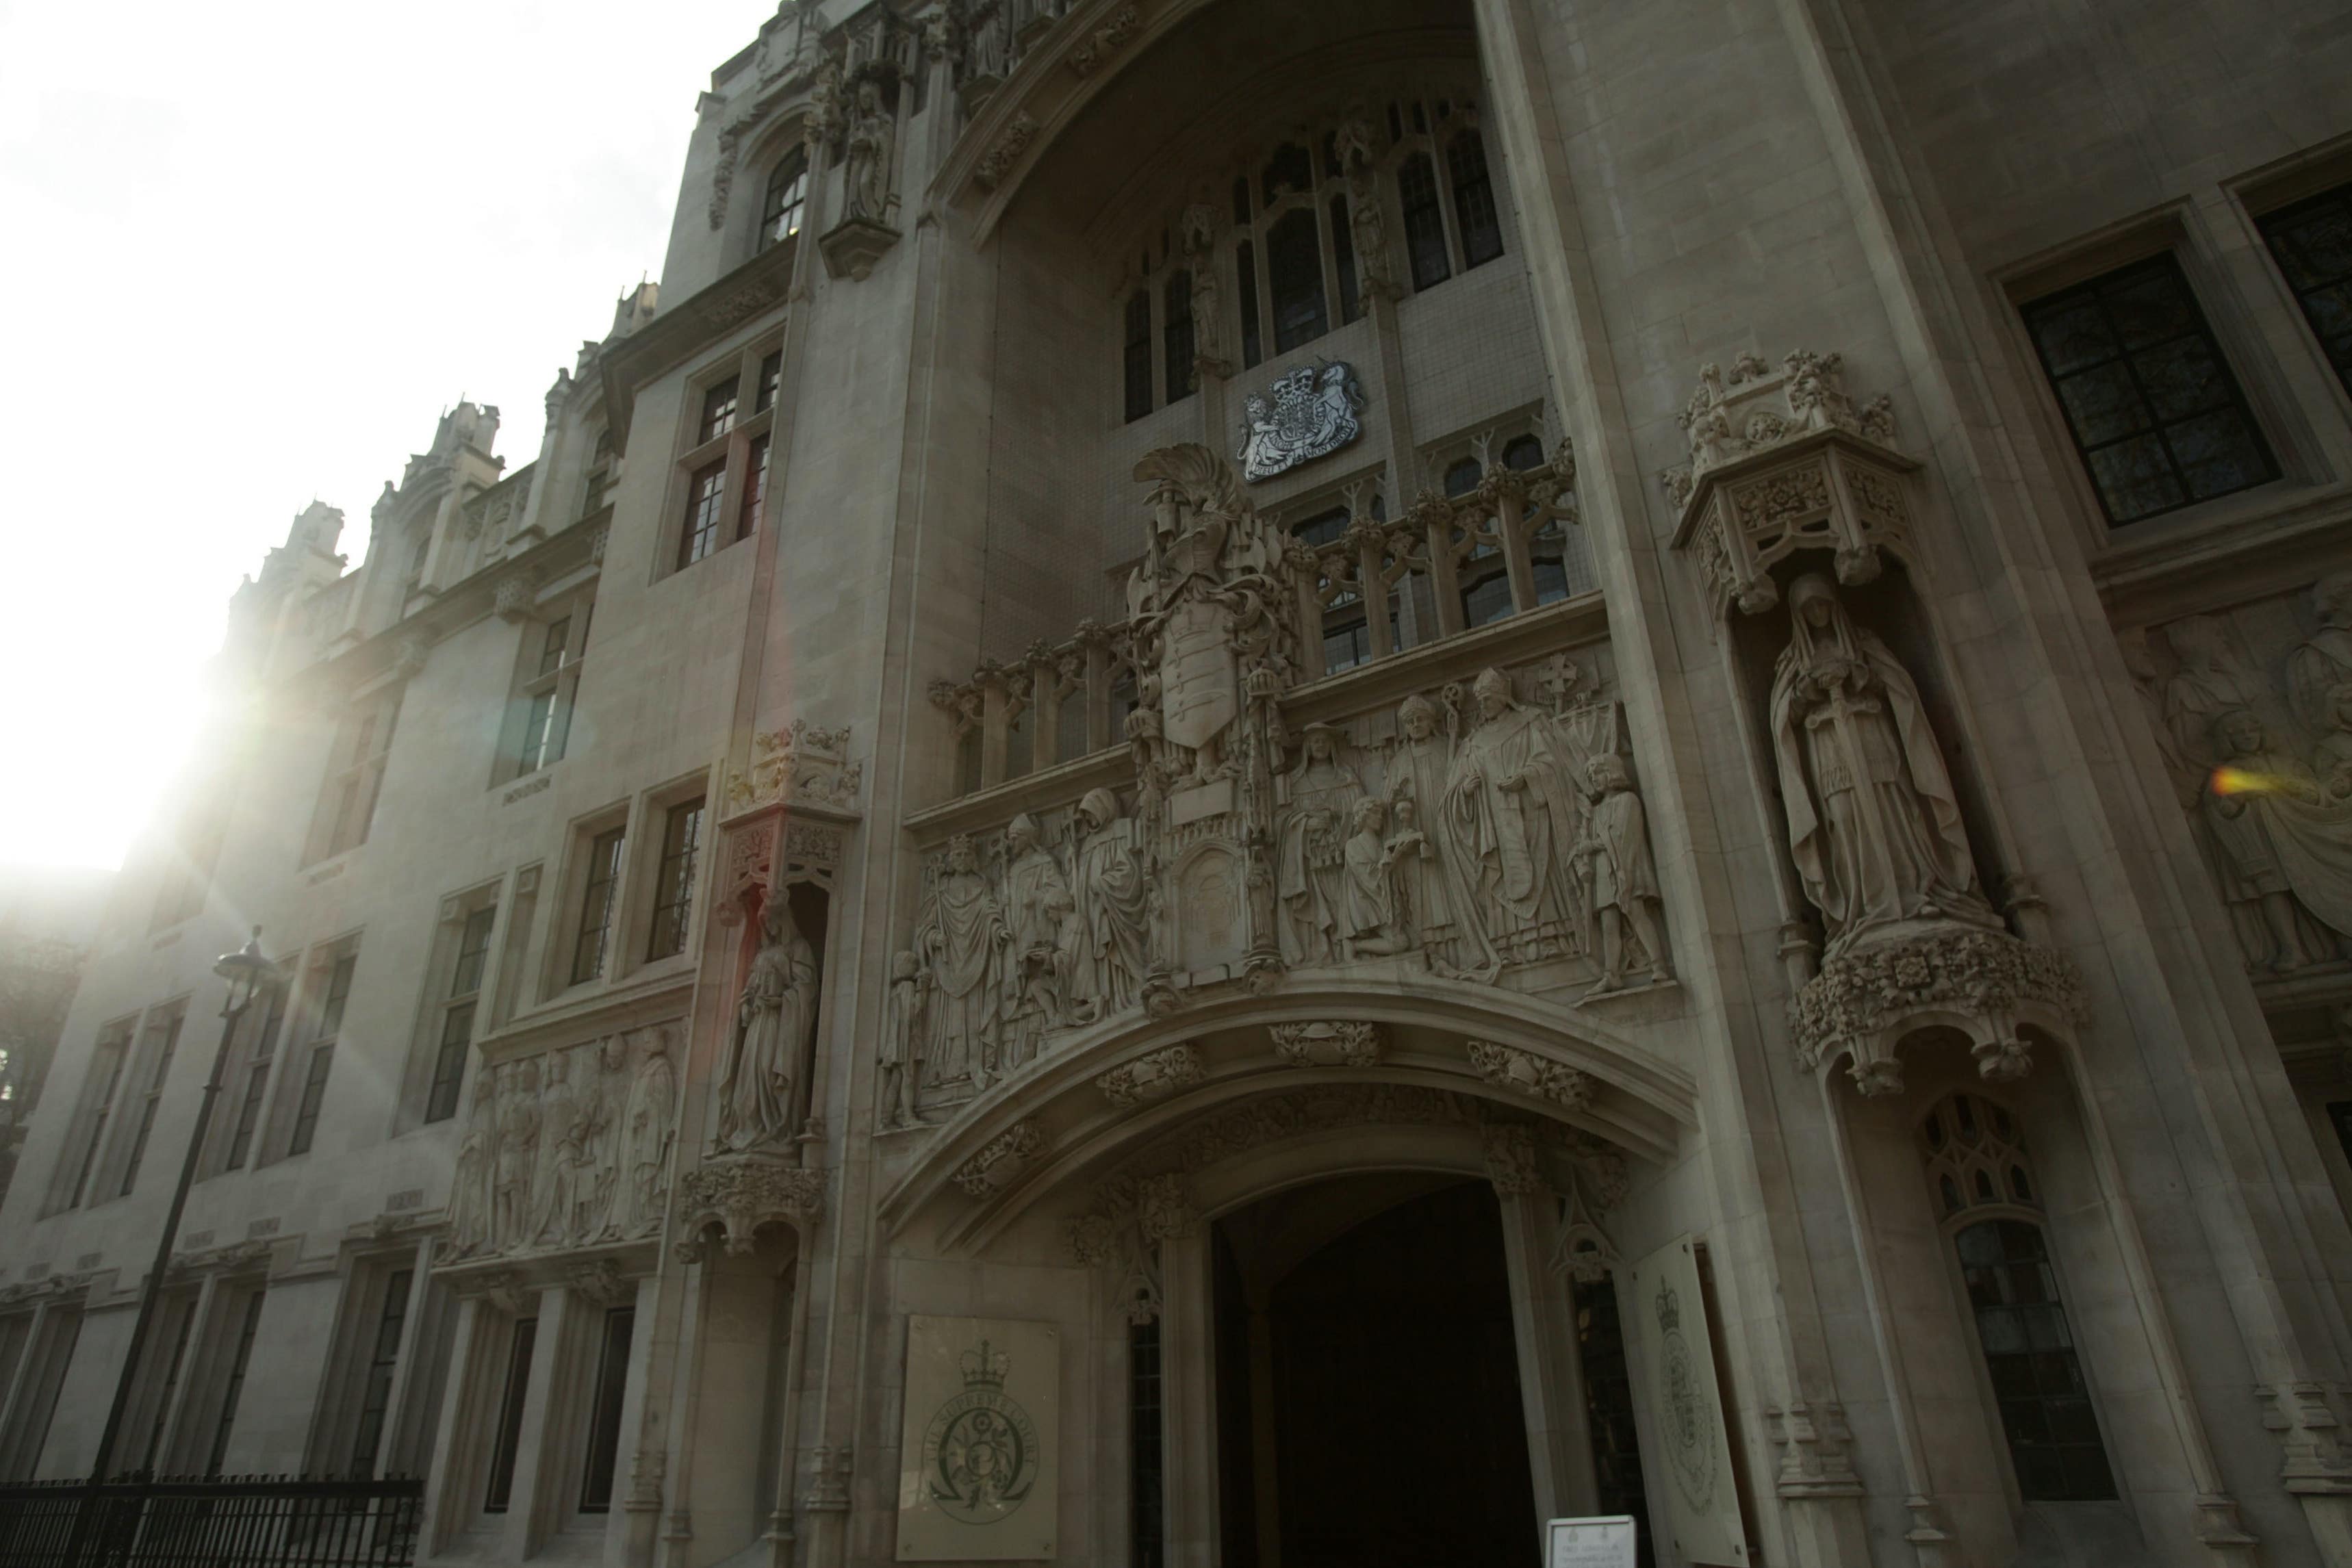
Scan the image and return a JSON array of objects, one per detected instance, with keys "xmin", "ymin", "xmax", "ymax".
[
  {"xmin": 674, "ymin": 1156, "xmax": 826, "ymax": 1260},
  {"xmin": 1663, "ymin": 350, "xmax": 1915, "ymax": 617},
  {"xmin": 443, "ymin": 1024, "xmax": 681, "ymax": 1264},
  {"xmin": 2134, "ymin": 577, "xmax": 2352, "ymax": 978}
]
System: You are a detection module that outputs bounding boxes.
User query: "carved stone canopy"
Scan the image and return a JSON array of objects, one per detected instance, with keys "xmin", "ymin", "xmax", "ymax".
[
  {"xmin": 1661, "ymin": 350, "xmax": 1915, "ymax": 618},
  {"xmin": 1791, "ymin": 925, "xmax": 2089, "ymax": 1097},
  {"xmin": 674, "ymin": 1155, "xmax": 827, "ymax": 1260}
]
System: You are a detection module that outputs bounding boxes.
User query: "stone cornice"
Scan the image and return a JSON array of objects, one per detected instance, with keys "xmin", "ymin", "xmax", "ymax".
[
  {"xmin": 471, "ymin": 970, "xmax": 695, "ymax": 1065},
  {"xmin": 598, "ymin": 236, "xmax": 801, "ymax": 446}
]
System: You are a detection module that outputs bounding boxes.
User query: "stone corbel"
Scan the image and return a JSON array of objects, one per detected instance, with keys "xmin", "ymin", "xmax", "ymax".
[
  {"xmin": 1661, "ymin": 350, "xmax": 1916, "ymax": 618},
  {"xmin": 567, "ymin": 1257, "xmax": 635, "ymax": 1307},
  {"xmin": 1765, "ymin": 1402, "xmax": 1863, "ymax": 1498},
  {"xmin": 1790, "ymin": 926, "xmax": 2090, "ymax": 1098},
  {"xmin": 494, "ymin": 569, "xmax": 541, "ymax": 623},
  {"xmin": 802, "ymin": 1445, "xmax": 852, "ymax": 1511},
  {"xmin": 817, "ymin": 217, "xmax": 900, "ymax": 281},
  {"xmin": 672, "ymin": 1155, "xmax": 827, "ymax": 1259}
]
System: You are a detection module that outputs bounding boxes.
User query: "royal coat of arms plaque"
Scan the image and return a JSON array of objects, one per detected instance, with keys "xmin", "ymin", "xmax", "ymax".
[
  {"xmin": 897, "ymin": 1315, "xmax": 1061, "ymax": 1560},
  {"xmin": 1236, "ymin": 361, "xmax": 1364, "ymax": 480},
  {"xmin": 1624, "ymin": 1236, "xmax": 1750, "ymax": 1565}
]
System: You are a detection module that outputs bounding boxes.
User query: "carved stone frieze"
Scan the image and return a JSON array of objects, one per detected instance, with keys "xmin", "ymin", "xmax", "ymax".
[
  {"xmin": 673, "ymin": 1155, "xmax": 826, "ymax": 1259},
  {"xmin": 1663, "ymin": 350, "xmax": 1916, "ymax": 617},
  {"xmin": 1790, "ymin": 926, "xmax": 2088, "ymax": 1096},
  {"xmin": 1464, "ymin": 1039, "xmax": 1593, "ymax": 1111},
  {"xmin": 1270, "ymin": 1020, "xmax": 1385, "ymax": 1068},
  {"xmin": 568, "ymin": 1257, "xmax": 635, "ymax": 1308},
  {"xmin": 1094, "ymin": 1044, "xmax": 1205, "ymax": 1108},
  {"xmin": 1064, "ymin": 3, "xmax": 1138, "ymax": 74},
  {"xmin": 442, "ymin": 1024, "xmax": 680, "ymax": 1265},
  {"xmin": 951, "ymin": 1118, "xmax": 1046, "ymax": 1196},
  {"xmin": 168, "ymin": 1239, "xmax": 271, "ymax": 1277}
]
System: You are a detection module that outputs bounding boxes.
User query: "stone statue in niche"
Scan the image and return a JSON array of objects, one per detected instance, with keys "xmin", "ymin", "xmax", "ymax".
[
  {"xmin": 1444, "ymin": 667, "xmax": 1584, "ymax": 975},
  {"xmin": 1071, "ymin": 788, "xmax": 1149, "ymax": 1020},
  {"xmin": 1340, "ymin": 797, "xmax": 1414, "ymax": 958},
  {"xmin": 2289, "ymin": 572, "xmax": 2352, "ymax": 733},
  {"xmin": 2200, "ymin": 708, "xmax": 2352, "ymax": 971},
  {"xmin": 1767, "ymin": 574, "xmax": 1997, "ymax": 955},
  {"xmin": 1572, "ymin": 754, "xmax": 1673, "ymax": 996},
  {"xmin": 1001, "ymin": 813, "xmax": 1075, "ymax": 1066},
  {"xmin": 1179, "ymin": 205, "xmax": 1227, "ymax": 376},
  {"xmin": 494, "ymin": 1057, "xmax": 541, "ymax": 1252},
  {"xmin": 843, "ymin": 77, "xmax": 894, "ymax": 223},
  {"xmin": 721, "ymin": 901, "xmax": 820, "ymax": 1148},
  {"xmin": 1277, "ymin": 722, "xmax": 1364, "ymax": 964},
  {"xmin": 918, "ymin": 835, "xmax": 1008, "ymax": 1092},
  {"xmin": 880, "ymin": 951, "xmax": 923, "ymax": 1128},
  {"xmin": 617, "ymin": 1033, "xmax": 676, "ymax": 1233}
]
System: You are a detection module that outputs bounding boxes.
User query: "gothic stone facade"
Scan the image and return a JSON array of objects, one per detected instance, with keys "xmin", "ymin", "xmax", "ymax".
[{"xmin": 6, "ymin": 1, "xmax": 2352, "ymax": 1565}]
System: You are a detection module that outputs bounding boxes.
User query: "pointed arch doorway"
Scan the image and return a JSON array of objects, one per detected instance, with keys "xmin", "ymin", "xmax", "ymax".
[{"xmin": 1207, "ymin": 1176, "xmax": 1540, "ymax": 1568}]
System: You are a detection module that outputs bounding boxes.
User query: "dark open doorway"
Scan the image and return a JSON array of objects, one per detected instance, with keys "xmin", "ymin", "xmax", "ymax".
[{"xmin": 1213, "ymin": 1176, "xmax": 1539, "ymax": 1568}]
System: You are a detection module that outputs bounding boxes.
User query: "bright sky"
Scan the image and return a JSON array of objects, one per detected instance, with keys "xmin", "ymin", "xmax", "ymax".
[{"xmin": 0, "ymin": 0, "xmax": 773, "ymax": 871}]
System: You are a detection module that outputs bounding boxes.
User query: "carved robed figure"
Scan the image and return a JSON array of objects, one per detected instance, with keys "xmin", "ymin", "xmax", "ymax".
[
  {"xmin": 721, "ymin": 901, "xmax": 819, "ymax": 1148},
  {"xmin": 1768, "ymin": 574, "xmax": 1991, "ymax": 953},
  {"xmin": 919, "ymin": 836, "xmax": 1008, "ymax": 1090},
  {"xmin": 1444, "ymin": 667, "xmax": 1583, "ymax": 971},
  {"xmin": 1071, "ymin": 788, "xmax": 1149, "ymax": 1020}
]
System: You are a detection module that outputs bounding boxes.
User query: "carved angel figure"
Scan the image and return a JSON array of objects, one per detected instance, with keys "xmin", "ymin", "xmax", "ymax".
[
  {"xmin": 1767, "ymin": 574, "xmax": 1994, "ymax": 953},
  {"xmin": 721, "ymin": 902, "xmax": 819, "ymax": 1148},
  {"xmin": 1573, "ymin": 754, "xmax": 1672, "ymax": 995}
]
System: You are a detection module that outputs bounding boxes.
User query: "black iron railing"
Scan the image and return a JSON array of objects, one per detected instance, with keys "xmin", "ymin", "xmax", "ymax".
[{"xmin": 0, "ymin": 1474, "xmax": 422, "ymax": 1568}]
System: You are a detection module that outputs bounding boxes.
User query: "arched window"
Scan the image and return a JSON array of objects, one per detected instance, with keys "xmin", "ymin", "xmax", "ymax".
[
  {"xmin": 1502, "ymin": 434, "xmax": 1544, "ymax": 471},
  {"xmin": 1921, "ymin": 1094, "xmax": 2117, "ymax": 1503},
  {"xmin": 1397, "ymin": 151, "xmax": 1451, "ymax": 292},
  {"xmin": 1443, "ymin": 458, "xmax": 1482, "ymax": 497},
  {"xmin": 1123, "ymin": 290, "xmax": 1153, "ymax": 423},
  {"xmin": 1162, "ymin": 272, "xmax": 1195, "ymax": 405},
  {"xmin": 1330, "ymin": 193, "xmax": 1361, "ymax": 324},
  {"xmin": 759, "ymin": 152, "xmax": 808, "ymax": 252},
  {"xmin": 1447, "ymin": 129, "xmax": 1503, "ymax": 269},
  {"xmin": 1267, "ymin": 209, "xmax": 1329, "ymax": 355}
]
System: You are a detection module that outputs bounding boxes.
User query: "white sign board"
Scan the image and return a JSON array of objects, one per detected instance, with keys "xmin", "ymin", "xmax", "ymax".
[
  {"xmin": 1546, "ymin": 1514, "xmax": 1637, "ymax": 1568},
  {"xmin": 1625, "ymin": 1236, "xmax": 1750, "ymax": 1565},
  {"xmin": 896, "ymin": 1315, "xmax": 1060, "ymax": 1560}
]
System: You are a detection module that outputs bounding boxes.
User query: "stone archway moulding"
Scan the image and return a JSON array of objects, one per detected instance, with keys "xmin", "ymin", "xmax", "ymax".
[
  {"xmin": 929, "ymin": 0, "xmax": 1476, "ymax": 248},
  {"xmin": 876, "ymin": 978, "xmax": 1695, "ymax": 1252}
]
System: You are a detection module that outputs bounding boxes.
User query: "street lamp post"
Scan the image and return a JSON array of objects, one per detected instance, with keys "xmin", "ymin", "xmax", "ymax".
[{"xmin": 84, "ymin": 927, "xmax": 277, "ymax": 1485}]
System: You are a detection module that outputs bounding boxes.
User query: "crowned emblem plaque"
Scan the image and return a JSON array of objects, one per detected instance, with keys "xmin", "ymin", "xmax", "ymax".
[
  {"xmin": 1625, "ymin": 1236, "xmax": 1748, "ymax": 1565},
  {"xmin": 1237, "ymin": 361, "xmax": 1364, "ymax": 480},
  {"xmin": 897, "ymin": 1315, "xmax": 1060, "ymax": 1560}
]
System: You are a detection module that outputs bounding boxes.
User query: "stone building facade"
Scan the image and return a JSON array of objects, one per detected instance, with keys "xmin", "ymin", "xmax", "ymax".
[{"xmin": 5, "ymin": 0, "xmax": 2352, "ymax": 1565}]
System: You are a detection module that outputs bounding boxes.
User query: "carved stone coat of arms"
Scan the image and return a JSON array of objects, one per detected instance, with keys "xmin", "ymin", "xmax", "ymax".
[{"xmin": 1237, "ymin": 361, "xmax": 1364, "ymax": 481}]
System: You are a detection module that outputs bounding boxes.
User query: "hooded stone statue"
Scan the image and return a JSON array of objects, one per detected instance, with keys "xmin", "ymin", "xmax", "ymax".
[
  {"xmin": 721, "ymin": 901, "xmax": 819, "ymax": 1148},
  {"xmin": 1767, "ymin": 573, "xmax": 1992, "ymax": 952}
]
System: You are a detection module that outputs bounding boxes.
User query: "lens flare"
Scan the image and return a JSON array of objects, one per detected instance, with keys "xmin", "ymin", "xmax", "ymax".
[{"xmin": 2210, "ymin": 765, "xmax": 2292, "ymax": 797}]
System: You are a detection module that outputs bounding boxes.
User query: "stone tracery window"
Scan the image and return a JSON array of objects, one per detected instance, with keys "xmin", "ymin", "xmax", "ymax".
[
  {"xmin": 1111, "ymin": 84, "xmax": 1503, "ymax": 415},
  {"xmin": 1920, "ymin": 1092, "xmax": 2118, "ymax": 1503}
]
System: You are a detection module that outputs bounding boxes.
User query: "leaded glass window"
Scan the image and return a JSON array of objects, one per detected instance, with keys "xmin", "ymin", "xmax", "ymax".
[
  {"xmin": 1398, "ymin": 151, "xmax": 1450, "ymax": 292},
  {"xmin": 1448, "ymin": 129, "xmax": 1503, "ymax": 268},
  {"xmin": 1268, "ymin": 209, "xmax": 1328, "ymax": 355},
  {"xmin": 2021, "ymin": 254, "xmax": 2277, "ymax": 525},
  {"xmin": 1123, "ymin": 290, "xmax": 1153, "ymax": 422},
  {"xmin": 2258, "ymin": 182, "xmax": 2352, "ymax": 397}
]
